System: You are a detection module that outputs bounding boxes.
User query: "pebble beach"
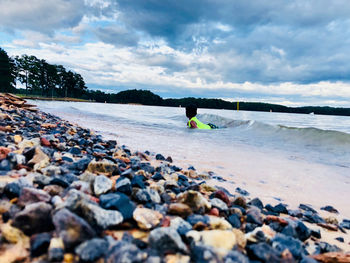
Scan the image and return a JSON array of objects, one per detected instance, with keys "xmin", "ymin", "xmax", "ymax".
[{"xmin": 0, "ymin": 93, "xmax": 350, "ymax": 263}]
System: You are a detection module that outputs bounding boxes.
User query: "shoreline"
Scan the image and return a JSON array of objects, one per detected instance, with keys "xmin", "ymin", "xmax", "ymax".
[{"xmin": 0, "ymin": 94, "xmax": 350, "ymax": 262}]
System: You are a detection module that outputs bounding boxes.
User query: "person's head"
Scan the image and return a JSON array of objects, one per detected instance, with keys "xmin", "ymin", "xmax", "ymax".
[{"xmin": 186, "ymin": 104, "xmax": 197, "ymax": 119}]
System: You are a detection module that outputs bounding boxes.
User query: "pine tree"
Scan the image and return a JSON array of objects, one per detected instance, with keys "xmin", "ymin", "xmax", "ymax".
[{"xmin": 0, "ymin": 47, "xmax": 16, "ymax": 92}]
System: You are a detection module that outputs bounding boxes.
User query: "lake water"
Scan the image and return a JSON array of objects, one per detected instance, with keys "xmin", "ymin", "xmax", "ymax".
[{"xmin": 31, "ymin": 100, "xmax": 350, "ymax": 217}]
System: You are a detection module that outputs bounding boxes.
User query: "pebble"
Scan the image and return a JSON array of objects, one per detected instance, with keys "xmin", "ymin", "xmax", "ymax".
[
  {"xmin": 17, "ymin": 187, "xmax": 51, "ymax": 206},
  {"xmin": 75, "ymin": 238, "xmax": 108, "ymax": 262},
  {"xmin": 133, "ymin": 207, "xmax": 161, "ymax": 229},
  {"xmin": 100, "ymin": 193, "xmax": 135, "ymax": 220},
  {"xmin": 177, "ymin": 190, "xmax": 211, "ymax": 213},
  {"xmin": 52, "ymin": 208, "xmax": 96, "ymax": 249},
  {"xmin": 168, "ymin": 203, "xmax": 192, "ymax": 217},
  {"xmin": 12, "ymin": 202, "xmax": 53, "ymax": 235},
  {"xmin": 93, "ymin": 175, "xmax": 112, "ymax": 196},
  {"xmin": 30, "ymin": 232, "xmax": 51, "ymax": 257},
  {"xmin": 116, "ymin": 177, "xmax": 132, "ymax": 195},
  {"xmin": 149, "ymin": 227, "xmax": 188, "ymax": 254}
]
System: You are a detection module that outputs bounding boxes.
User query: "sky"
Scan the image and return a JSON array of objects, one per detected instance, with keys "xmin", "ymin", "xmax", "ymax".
[{"xmin": 1, "ymin": 0, "xmax": 350, "ymax": 107}]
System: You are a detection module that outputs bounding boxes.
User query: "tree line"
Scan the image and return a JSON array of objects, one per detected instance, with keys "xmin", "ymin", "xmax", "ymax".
[
  {"xmin": 0, "ymin": 47, "xmax": 87, "ymax": 97},
  {"xmin": 1, "ymin": 47, "xmax": 350, "ymax": 116}
]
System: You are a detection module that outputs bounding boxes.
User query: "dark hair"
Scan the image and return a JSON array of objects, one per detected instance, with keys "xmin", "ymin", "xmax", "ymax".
[{"xmin": 186, "ymin": 104, "xmax": 197, "ymax": 118}]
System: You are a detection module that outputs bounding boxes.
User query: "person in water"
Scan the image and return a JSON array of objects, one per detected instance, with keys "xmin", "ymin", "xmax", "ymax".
[{"xmin": 186, "ymin": 104, "xmax": 218, "ymax": 129}]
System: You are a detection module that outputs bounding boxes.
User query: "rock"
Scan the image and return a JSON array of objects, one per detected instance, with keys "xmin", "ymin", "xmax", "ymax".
[
  {"xmin": 295, "ymin": 220, "xmax": 311, "ymax": 241},
  {"xmin": 165, "ymin": 254, "xmax": 190, "ymax": 263},
  {"xmin": 0, "ymin": 146, "xmax": 11, "ymax": 160},
  {"xmin": 311, "ymin": 252, "xmax": 350, "ymax": 263},
  {"xmin": 246, "ymin": 207, "xmax": 263, "ymax": 226},
  {"xmin": 80, "ymin": 202, "xmax": 124, "ymax": 230},
  {"xmin": 246, "ymin": 243, "xmax": 280, "ymax": 262},
  {"xmin": 30, "ymin": 232, "xmax": 51, "ymax": 257},
  {"xmin": 170, "ymin": 216, "xmax": 193, "ymax": 235},
  {"xmin": 106, "ymin": 241, "xmax": 146, "ymax": 262},
  {"xmin": 151, "ymin": 172, "xmax": 165, "ymax": 181},
  {"xmin": 12, "ymin": 202, "xmax": 53, "ymax": 235},
  {"xmin": 272, "ymin": 233, "xmax": 303, "ymax": 260},
  {"xmin": 42, "ymin": 165, "xmax": 61, "ymax": 176},
  {"xmin": 4, "ymin": 182, "xmax": 21, "ymax": 199},
  {"xmin": 228, "ymin": 214, "xmax": 241, "ymax": 229},
  {"xmin": 48, "ymin": 237, "xmax": 64, "ymax": 262},
  {"xmin": 131, "ymin": 175, "xmax": 146, "ymax": 189},
  {"xmin": 116, "ymin": 177, "xmax": 132, "ymax": 195},
  {"xmin": 53, "ymin": 208, "xmax": 96, "ymax": 249},
  {"xmin": 325, "ymin": 216, "xmax": 338, "ymax": 225},
  {"xmin": 0, "ymin": 159, "xmax": 11, "ymax": 171},
  {"xmin": 13, "ymin": 135, "xmax": 22, "ymax": 144},
  {"xmin": 212, "ymin": 190, "xmax": 231, "ymax": 206},
  {"xmin": 303, "ymin": 211, "xmax": 325, "ymax": 224},
  {"xmin": 75, "ymin": 238, "xmax": 108, "ymax": 262},
  {"xmin": 87, "ymin": 159, "xmax": 119, "ymax": 175},
  {"xmin": 186, "ymin": 229, "xmax": 246, "ymax": 252},
  {"xmin": 208, "ymin": 215, "xmax": 232, "ymax": 230},
  {"xmin": 149, "ymin": 227, "xmax": 188, "ymax": 254},
  {"xmin": 211, "ymin": 198, "xmax": 229, "ymax": 211},
  {"xmin": 246, "ymin": 225, "xmax": 276, "ymax": 243},
  {"xmin": 232, "ymin": 196, "xmax": 246, "ymax": 208},
  {"xmin": 335, "ymin": 237, "xmax": 344, "ymax": 243},
  {"xmin": 17, "ymin": 187, "xmax": 51, "ymax": 206},
  {"xmin": 168, "ymin": 203, "xmax": 192, "ymax": 217},
  {"xmin": 266, "ymin": 203, "xmax": 289, "ymax": 214},
  {"xmin": 190, "ymin": 245, "xmax": 220, "ymax": 262},
  {"xmin": 133, "ymin": 207, "xmax": 163, "ymax": 230},
  {"xmin": 187, "ymin": 214, "xmax": 210, "ymax": 226},
  {"xmin": 340, "ymin": 219, "xmax": 350, "ymax": 229},
  {"xmin": 156, "ymin": 153, "xmax": 165, "ymax": 160},
  {"xmin": 321, "ymin": 205, "xmax": 339, "ymax": 214},
  {"xmin": 177, "ymin": 190, "xmax": 211, "ymax": 213},
  {"xmin": 69, "ymin": 146, "xmax": 81, "ymax": 155},
  {"xmin": 224, "ymin": 251, "xmax": 250, "ymax": 263},
  {"xmin": 28, "ymin": 146, "xmax": 50, "ymax": 170},
  {"xmin": 235, "ymin": 187, "xmax": 249, "ymax": 196},
  {"xmin": 40, "ymin": 137, "xmax": 51, "ymax": 147},
  {"xmin": 299, "ymin": 204, "xmax": 317, "ymax": 213},
  {"xmin": 99, "ymin": 193, "xmax": 136, "ymax": 220},
  {"xmin": 134, "ymin": 188, "xmax": 161, "ymax": 204},
  {"xmin": 93, "ymin": 175, "xmax": 112, "ymax": 196},
  {"xmin": 1, "ymin": 223, "xmax": 28, "ymax": 244},
  {"xmin": 44, "ymin": 184, "xmax": 64, "ymax": 196}
]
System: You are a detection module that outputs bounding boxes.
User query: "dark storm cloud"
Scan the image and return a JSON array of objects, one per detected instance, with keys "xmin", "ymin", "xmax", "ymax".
[{"xmin": 114, "ymin": 0, "xmax": 350, "ymax": 84}]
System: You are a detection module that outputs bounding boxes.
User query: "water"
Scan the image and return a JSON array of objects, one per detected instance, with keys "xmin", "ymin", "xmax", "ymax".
[{"xmin": 31, "ymin": 100, "xmax": 350, "ymax": 216}]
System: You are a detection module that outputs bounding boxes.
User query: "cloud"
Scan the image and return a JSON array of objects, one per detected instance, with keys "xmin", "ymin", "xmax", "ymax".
[
  {"xmin": 94, "ymin": 26, "xmax": 139, "ymax": 47},
  {"xmin": 0, "ymin": 0, "xmax": 86, "ymax": 34}
]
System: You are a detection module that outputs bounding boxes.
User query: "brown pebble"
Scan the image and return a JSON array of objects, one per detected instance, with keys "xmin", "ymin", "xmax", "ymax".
[
  {"xmin": 168, "ymin": 203, "xmax": 192, "ymax": 217},
  {"xmin": 40, "ymin": 137, "xmax": 51, "ymax": 147}
]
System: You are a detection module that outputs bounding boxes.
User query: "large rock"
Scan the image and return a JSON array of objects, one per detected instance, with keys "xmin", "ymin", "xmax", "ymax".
[
  {"xmin": 133, "ymin": 207, "xmax": 163, "ymax": 230},
  {"xmin": 75, "ymin": 238, "xmax": 108, "ymax": 262},
  {"xmin": 186, "ymin": 229, "xmax": 246, "ymax": 252},
  {"xmin": 272, "ymin": 234, "xmax": 303, "ymax": 260},
  {"xmin": 87, "ymin": 159, "xmax": 119, "ymax": 175},
  {"xmin": 177, "ymin": 190, "xmax": 211, "ymax": 213},
  {"xmin": 168, "ymin": 203, "xmax": 192, "ymax": 217},
  {"xmin": 53, "ymin": 208, "xmax": 96, "ymax": 249},
  {"xmin": 12, "ymin": 202, "xmax": 53, "ymax": 235},
  {"xmin": 149, "ymin": 227, "xmax": 188, "ymax": 254},
  {"xmin": 28, "ymin": 147, "xmax": 50, "ymax": 170},
  {"xmin": 93, "ymin": 175, "xmax": 112, "ymax": 196},
  {"xmin": 18, "ymin": 187, "xmax": 51, "ymax": 206},
  {"xmin": 99, "ymin": 192, "xmax": 136, "ymax": 220},
  {"xmin": 80, "ymin": 201, "xmax": 124, "ymax": 230}
]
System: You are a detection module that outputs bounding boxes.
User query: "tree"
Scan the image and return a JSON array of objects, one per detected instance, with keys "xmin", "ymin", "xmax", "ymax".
[{"xmin": 0, "ymin": 47, "xmax": 16, "ymax": 92}]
